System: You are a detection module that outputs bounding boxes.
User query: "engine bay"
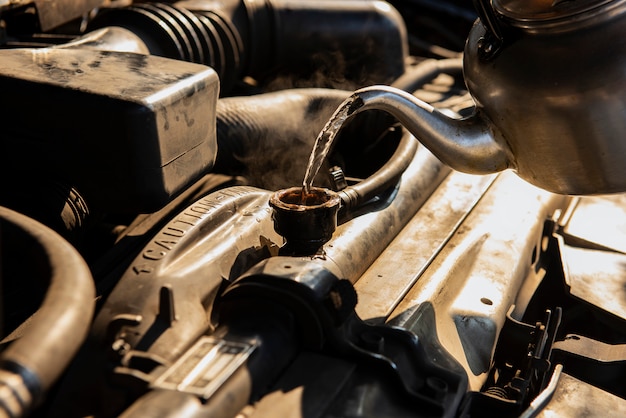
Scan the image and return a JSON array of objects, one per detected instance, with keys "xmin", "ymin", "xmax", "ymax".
[{"xmin": 1, "ymin": 1, "xmax": 625, "ymax": 417}]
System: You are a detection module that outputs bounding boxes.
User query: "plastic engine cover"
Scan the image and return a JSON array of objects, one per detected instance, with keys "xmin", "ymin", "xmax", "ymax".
[{"xmin": 0, "ymin": 48, "xmax": 219, "ymax": 212}]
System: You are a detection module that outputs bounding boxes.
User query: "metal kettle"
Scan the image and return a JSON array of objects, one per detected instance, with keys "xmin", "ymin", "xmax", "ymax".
[{"xmin": 349, "ymin": 0, "xmax": 626, "ymax": 195}]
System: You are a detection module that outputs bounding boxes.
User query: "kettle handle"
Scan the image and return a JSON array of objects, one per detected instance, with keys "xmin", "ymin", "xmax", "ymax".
[{"xmin": 472, "ymin": 0, "xmax": 504, "ymax": 60}]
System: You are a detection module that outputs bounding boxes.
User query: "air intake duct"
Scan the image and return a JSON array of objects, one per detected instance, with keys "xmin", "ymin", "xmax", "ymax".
[{"xmin": 88, "ymin": 0, "xmax": 408, "ymax": 94}]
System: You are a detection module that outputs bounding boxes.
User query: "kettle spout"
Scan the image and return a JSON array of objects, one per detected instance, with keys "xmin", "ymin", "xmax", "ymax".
[{"xmin": 351, "ymin": 85, "xmax": 512, "ymax": 174}]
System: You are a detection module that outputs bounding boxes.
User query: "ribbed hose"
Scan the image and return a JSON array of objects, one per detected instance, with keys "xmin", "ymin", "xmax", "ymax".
[
  {"xmin": 0, "ymin": 207, "xmax": 95, "ymax": 417},
  {"xmin": 88, "ymin": 0, "xmax": 408, "ymax": 94},
  {"xmin": 88, "ymin": 2, "xmax": 243, "ymax": 91}
]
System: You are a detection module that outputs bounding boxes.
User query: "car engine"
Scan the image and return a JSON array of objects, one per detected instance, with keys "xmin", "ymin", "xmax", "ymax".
[{"xmin": 0, "ymin": 0, "xmax": 625, "ymax": 416}]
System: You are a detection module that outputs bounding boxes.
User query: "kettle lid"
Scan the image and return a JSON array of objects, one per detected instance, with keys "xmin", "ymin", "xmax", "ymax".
[{"xmin": 493, "ymin": 0, "xmax": 624, "ymax": 31}]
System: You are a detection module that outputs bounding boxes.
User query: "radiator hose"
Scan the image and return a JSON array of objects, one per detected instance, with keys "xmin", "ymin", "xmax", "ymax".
[{"xmin": 0, "ymin": 207, "xmax": 95, "ymax": 417}]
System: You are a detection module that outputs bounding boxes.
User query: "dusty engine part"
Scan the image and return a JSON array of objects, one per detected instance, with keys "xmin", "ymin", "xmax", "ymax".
[
  {"xmin": 0, "ymin": 47, "xmax": 219, "ymax": 212},
  {"xmin": 200, "ymin": 256, "xmax": 467, "ymax": 418},
  {"xmin": 48, "ymin": 131, "xmax": 443, "ymax": 416}
]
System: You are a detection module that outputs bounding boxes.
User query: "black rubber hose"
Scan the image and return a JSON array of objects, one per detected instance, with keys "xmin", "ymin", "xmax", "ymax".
[
  {"xmin": 392, "ymin": 57, "xmax": 463, "ymax": 93},
  {"xmin": 0, "ymin": 206, "xmax": 95, "ymax": 417},
  {"xmin": 338, "ymin": 131, "xmax": 418, "ymax": 212}
]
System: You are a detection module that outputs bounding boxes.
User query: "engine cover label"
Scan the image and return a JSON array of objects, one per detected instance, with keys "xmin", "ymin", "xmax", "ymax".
[{"xmin": 151, "ymin": 336, "xmax": 257, "ymax": 399}]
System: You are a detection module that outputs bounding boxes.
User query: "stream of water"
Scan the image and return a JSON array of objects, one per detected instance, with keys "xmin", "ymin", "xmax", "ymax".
[{"xmin": 301, "ymin": 96, "xmax": 357, "ymax": 198}]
